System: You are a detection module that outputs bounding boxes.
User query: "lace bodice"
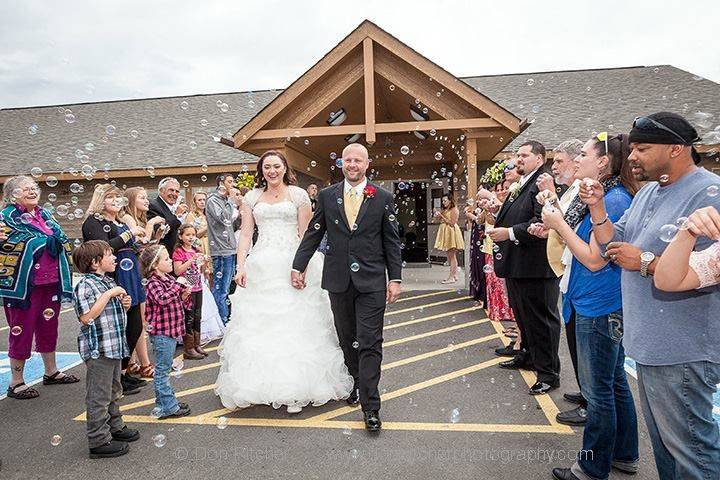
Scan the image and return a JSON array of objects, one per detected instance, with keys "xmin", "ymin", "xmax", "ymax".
[
  {"xmin": 245, "ymin": 186, "xmax": 311, "ymax": 250},
  {"xmin": 689, "ymin": 242, "xmax": 720, "ymax": 288}
]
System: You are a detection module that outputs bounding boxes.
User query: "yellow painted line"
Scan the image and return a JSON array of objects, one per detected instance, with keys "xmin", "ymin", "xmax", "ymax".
[
  {"xmin": 394, "ymin": 289, "xmax": 454, "ymax": 304},
  {"xmin": 385, "ymin": 306, "xmax": 483, "ymax": 330},
  {"xmin": 382, "ymin": 333, "xmax": 502, "ymax": 370},
  {"xmin": 307, "ymin": 355, "xmax": 507, "ymax": 422},
  {"xmin": 119, "ymin": 384, "xmax": 216, "ymax": 414},
  {"xmin": 195, "ymin": 407, "xmax": 234, "ymax": 419},
  {"xmin": 385, "ymin": 297, "xmax": 469, "ymax": 316},
  {"xmin": 113, "ymin": 414, "xmax": 571, "ymax": 434},
  {"xmin": 173, "ymin": 345, "xmax": 220, "ymax": 363},
  {"xmin": 384, "ymin": 318, "xmax": 489, "ymax": 347},
  {"xmin": 171, "ymin": 362, "xmax": 220, "ymax": 376},
  {"xmin": 488, "ymin": 318, "xmax": 573, "ymax": 434}
]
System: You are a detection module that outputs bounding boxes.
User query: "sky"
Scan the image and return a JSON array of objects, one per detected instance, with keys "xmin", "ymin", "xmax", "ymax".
[{"xmin": 1, "ymin": 0, "xmax": 719, "ymax": 109}]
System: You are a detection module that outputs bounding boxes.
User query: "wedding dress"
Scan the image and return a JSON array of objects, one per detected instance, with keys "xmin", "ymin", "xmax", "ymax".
[{"xmin": 214, "ymin": 186, "xmax": 353, "ymax": 410}]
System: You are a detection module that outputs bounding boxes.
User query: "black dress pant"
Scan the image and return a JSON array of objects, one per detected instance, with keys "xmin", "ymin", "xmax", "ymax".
[
  {"xmin": 505, "ymin": 277, "xmax": 561, "ymax": 384},
  {"xmin": 121, "ymin": 304, "xmax": 142, "ymax": 370},
  {"xmin": 328, "ymin": 280, "xmax": 386, "ymax": 412}
]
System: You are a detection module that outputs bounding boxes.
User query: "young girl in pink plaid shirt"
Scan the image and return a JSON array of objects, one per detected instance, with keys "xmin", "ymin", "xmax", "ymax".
[{"xmin": 140, "ymin": 244, "xmax": 192, "ymax": 420}]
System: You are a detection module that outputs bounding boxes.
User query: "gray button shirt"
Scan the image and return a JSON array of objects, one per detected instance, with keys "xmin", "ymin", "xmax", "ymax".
[
  {"xmin": 612, "ymin": 168, "xmax": 720, "ymax": 366},
  {"xmin": 205, "ymin": 191, "xmax": 237, "ymax": 257}
]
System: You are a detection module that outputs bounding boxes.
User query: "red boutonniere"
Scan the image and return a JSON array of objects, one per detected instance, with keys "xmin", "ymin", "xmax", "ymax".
[{"xmin": 363, "ymin": 185, "xmax": 376, "ymax": 199}]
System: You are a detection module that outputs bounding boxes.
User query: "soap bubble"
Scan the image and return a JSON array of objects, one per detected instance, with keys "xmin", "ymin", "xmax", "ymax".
[
  {"xmin": 434, "ymin": 152, "xmax": 443, "ymax": 161},
  {"xmin": 217, "ymin": 416, "xmax": 228, "ymax": 429},
  {"xmin": 659, "ymin": 224, "xmax": 678, "ymax": 243},
  {"xmin": 483, "ymin": 264, "xmax": 493, "ymax": 273},
  {"xmin": 352, "ymin": 341, "xmax": 359, "ymax": 349},
  {"xmin": 400, "ymin": 145, "xmax": 410, "ymax": 155},
  {"xmin": 152, "ymin": 434, "xmax": 166, "ymax": 448},
  {"xmin": 43, "ymin": 308, "xmax": 55, "ymax": 320},
  {"xmin": 450, "ymin": 408, "xmax": 460, "ymax": 423},
  {"xmin": 105, "ymin": 125, "xmax": 116, "ymax": 135},
  {"xmin": 30, "ymin": 167, "xmax": 43, "ymax": 178},
  {"xmin": 707, "ymin": 185, "xmax": 719, "ymax": 197},
  {"xmin": 45, "ymin": 176, "xmax": 58, "ymax": 187},
  {"xmin": 526, "ymin": 78, "xmax": 535, "ymax": 86},
  {"xmin": 64, "ymin": 113, "xmax": 75, "ymax": 124},
  {"xmin": 180, "ymin": 101, "xmax": 189, "ymax": 110},
  {"xmin": 28, "ymin": 124, "xmax": 39, "ymax": 135},
  {"xmin": 90, "ymin": 350, "xmax": 100, "ymax": 359},
  {"xmin": 10, "ymin": 325, "xmax": 23, "ymax": 336},
  {"xmin": 350, "ymin": 262, "xmax": 360, "ymax": 272},
  {"xmin": 50, "ymin": 434, "xmax": 62, "ymax": 446},
  {"xmin": 119, "ymin": 258, "xmax": 134, "ymax": 271}
]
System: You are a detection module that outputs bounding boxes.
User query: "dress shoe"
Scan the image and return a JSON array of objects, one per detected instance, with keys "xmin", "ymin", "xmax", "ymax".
[
  {"xmin": 551, "ymin": 467, "xmax": 580, "ymax": 480},
  {"xmin": 346, "ymin": 388, "xmax": 360, "ymax": 406},
  {"xmin": 494, "ymin": 343, "xmax": 519, "ymax": 357},
  {"xmin": 89, "ymin": 440, "xmax": 129, "ymax": 459},
  {"xmin": 111, "ymin": 426, "xmax": 140, "ymax": 442},
  {"xmin": 563, "ymin": 391, "xmax": 585, "ymax": 405},
  {"xmin": 529, "ymin": 381, "xmax": 559, "ymax": 395},
  {"xmin": 363, "ymin": 410, "xmax": 381, "ymax": 432},
  {"xmin": 556, "ymin": 406, "xmax": 587, "ymax": 426},
  {"xmin": 498, "ymin": 357, "xmax": 532, "ymax": 370}
]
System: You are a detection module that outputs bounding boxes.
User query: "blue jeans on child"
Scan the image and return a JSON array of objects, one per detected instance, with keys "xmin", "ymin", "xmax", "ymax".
[
  {"xmin": 212, "ymin": 255, "xmax": 236, "ymax": 324},
  {"xmin": 572, "ymin": 309, "xmax": 639, "ymax": 480},
  {"xmin": 637, "ymin": 361, "xmax": 720, "ymax": 480},
  {"xmin": 150, "ymin": 334, "xmax": 180, "ymax": 417}
]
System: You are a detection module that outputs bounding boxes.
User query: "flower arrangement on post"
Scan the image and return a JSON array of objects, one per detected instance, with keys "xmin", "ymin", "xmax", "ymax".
[
  {"xmin": 235, "ymin": 172, "xmax": 255, "ymax": 190},
  {"xmin": 479, "ymin": 161, "xmax": 507, "ymax": 188}
]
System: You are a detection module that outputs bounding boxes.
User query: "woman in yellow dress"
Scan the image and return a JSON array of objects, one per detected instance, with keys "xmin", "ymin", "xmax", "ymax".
[{"xmin": 434, "ymin": 194, "xmax": 465, "ymax": 284}]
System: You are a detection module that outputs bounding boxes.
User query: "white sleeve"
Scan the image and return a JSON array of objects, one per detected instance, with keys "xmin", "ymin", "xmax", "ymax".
[
  {"xmin": 244, "ymin": 189, "xmax": 262, "ymax": 209},
  {"xmin": 290, "ymin": 186, "xmax": 311, "ymax": 208},
  {"xmin": 688, "ymin": 242, "xmax": 720, "ymax": 289}
]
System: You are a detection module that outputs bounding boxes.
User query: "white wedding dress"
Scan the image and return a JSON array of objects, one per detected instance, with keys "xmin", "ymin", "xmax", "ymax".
[{"xmin": 214, "ymin": 186, "xmax": 353, "ymax": 410}]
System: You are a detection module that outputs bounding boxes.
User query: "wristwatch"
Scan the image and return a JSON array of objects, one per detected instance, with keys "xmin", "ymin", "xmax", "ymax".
[{"xmin": 640, "ymin": 251, "xmax": 655, "ymax": 277}]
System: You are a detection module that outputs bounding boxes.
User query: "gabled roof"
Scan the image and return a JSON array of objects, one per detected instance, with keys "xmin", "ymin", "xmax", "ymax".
[{"xmin": 1, "ymin": 66, "xmax": 718, "ymax": 178}]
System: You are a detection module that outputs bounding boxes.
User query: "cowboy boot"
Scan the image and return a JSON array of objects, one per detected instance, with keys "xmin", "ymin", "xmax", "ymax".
[
  {"xmin": 193, "ymin": 331, "xmax": 209, "ymax": 357},
  {"xmin": 182, "ymin": 334, "xmax": 204, "ymax": 360}
]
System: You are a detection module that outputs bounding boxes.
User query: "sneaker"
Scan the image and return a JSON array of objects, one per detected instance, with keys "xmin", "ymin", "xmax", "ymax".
[
  {"xmin": 123, "ymin": 373, "xmax": 147, "ymax": 387},
  {"xmin": 111, "ymin": 426, "xmax": 140, "ymax": 442},
  {"xmin": 158, "ymin": 403, "xmax": 191, "ymax": 420},
  {"xmin": 89, "ymin": 440, "xmax": 129, "ymax": 459},
  {"xmin": 121, "ymin": 377, "xmax": 141, "ymax": 396}
]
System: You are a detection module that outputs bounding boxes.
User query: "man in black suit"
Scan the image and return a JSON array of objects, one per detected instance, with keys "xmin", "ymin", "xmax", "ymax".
[
  {"xmin": 486, "ymin": 140, "xmax": 562, "ymax": 395},
  {"xmin": 147, "ymin": 177, "xmax": 186, "ymax": 253},
  {"xmin": 292, "ymin": 143, "xmax": 403, "ymax": 432}
]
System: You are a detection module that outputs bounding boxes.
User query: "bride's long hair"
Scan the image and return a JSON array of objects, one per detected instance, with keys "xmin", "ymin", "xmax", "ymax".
[{"xmin": 254, "ymin": 150, "xmax": 297, "ymax": 190}]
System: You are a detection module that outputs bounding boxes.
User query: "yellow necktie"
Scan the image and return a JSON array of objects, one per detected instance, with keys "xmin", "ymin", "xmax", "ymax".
[{"xmin": 345, "ymin": 188, "xmax": 361, "ymax": 227}]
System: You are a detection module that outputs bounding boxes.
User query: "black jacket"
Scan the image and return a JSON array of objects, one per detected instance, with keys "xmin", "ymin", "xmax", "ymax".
[
  {"xmin": 147, "ymin": 197, "xmax": 181, "ymax": 253},
  {"xmin": 292, "ymin": 181, "xmax": 403, "ymax": 293},
  {"xmin": 493, "ymin": 167, "xmax": 556, "ymax": 279}
]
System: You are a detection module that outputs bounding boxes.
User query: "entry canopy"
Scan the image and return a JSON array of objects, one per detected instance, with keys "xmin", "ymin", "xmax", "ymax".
[{"xmin": 230, "ymin": 20, "xmax": 528, "ymax": 188}]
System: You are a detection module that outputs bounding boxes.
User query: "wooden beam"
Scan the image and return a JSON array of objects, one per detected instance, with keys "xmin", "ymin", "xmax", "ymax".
[
  {"xmin": 232, "ymin": 26, "xmax": 369, "ymax": 148},
  {"xmin": 250, "ymin": 118, "xmax": 500, "ymax": 141},
  {"xmin": 283, "ymin": 143, "xmax": 330, "ymax": 182},
  {"xmin": 363, "ymin": 38, "xmax": 376, "ymax": 146},
  {"xmin": 465, "ymin": 138, "xmax": 478, "ymax": 198}
]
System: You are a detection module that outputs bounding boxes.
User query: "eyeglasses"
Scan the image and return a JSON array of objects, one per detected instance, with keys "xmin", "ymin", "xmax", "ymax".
[{"xmin": 632, "ymin": 116, "xmax": 698, "ymax": 145}]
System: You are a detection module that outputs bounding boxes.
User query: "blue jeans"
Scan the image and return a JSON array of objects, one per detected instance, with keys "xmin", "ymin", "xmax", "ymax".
[
  {"xmin": 574, "ymin": 309, "xmax": 639, "ymax": 479},
  {"xmin": 150, "ymin": 334, "xmax": 179, "ymax": 416},
  {"xmin": 637, "ymin": 361, "xmax": 720, "ymax": 480},
  {"xmin": 211, "ymin": 255, "xmax": 236, "ymax": 323}
]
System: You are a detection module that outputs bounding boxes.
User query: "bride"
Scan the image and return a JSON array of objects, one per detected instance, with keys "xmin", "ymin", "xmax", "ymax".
[{"xmin": 214, "ymin": 150, "xmax": 353, "ymax": 413}]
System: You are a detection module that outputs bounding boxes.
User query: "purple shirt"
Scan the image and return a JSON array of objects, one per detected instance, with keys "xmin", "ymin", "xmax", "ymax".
[{"xmin": 18, "ymin": 205, "xmax": 59, "ymax": 285}]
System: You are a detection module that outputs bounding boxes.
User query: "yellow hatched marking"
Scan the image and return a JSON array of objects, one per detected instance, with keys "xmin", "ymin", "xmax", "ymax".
[
  {"xmin": 393, "ymin": 289, "xmax": 454, "ymax": 304},
  {"xmin": 385, "ymin": 297, "xmax": 469, "ymax": 317},
  {"xmin": 385, "ymin": 306, "xmax": 483, "ymax": 330},
  {"xmin": 384, "ymin": 318, "xmax": 489, "ymax": 347}
]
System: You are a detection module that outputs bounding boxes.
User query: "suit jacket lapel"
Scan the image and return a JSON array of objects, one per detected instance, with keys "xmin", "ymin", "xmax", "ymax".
[
  {"xmin": 496, "ymin": 169, "xmax": 543, "ymax": 223},
  {"xmin": 334, "ymin": 183, "xmax": 351, "ymax": 231}
]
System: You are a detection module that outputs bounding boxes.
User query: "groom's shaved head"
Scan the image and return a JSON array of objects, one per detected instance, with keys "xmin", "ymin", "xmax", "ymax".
[{"xmin": 343, "ymin": 143, "xmax": 369, "ymax": 160}]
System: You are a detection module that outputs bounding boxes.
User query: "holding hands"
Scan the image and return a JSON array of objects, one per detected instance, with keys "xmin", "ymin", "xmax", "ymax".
[{"xmin": 290, "ymin": 270, "xmax": 305, "ymax": 290}]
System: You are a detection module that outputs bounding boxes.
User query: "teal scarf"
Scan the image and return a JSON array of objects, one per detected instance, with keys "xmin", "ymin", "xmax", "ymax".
[{"xmin": 0, "ymin": 205, "xmax": 73, "ymax": 305}]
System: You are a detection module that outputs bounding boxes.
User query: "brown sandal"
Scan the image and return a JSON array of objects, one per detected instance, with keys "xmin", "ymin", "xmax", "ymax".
[
  {"xmin": 139, "ymin": 364, "xmax": 155, "ymax": 378},
  {"xmin": 43, "ymin": 371, "xmax": 80, "ymax": 385},
  {"xmin": 126, "ymin": 362, "xmax": 141, "ymax": 375},
  {"xmin": 7, "ymin": 383, "xmax": 40, "ymax": 399}
]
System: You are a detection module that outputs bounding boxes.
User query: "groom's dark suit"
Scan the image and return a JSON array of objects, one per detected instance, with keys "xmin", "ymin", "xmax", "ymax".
[
  {"xmin": 293, "ymin": 180, "xmax": 402, "ymax": 412},
  {"xmin": 493, "ymin": 167, "xmax": 561, "ymax": 385}
]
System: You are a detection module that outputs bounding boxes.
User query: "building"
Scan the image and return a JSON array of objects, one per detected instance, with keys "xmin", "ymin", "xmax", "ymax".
[{"xmin": 2, "ymin": 20, "xmax": 719, "ymax": 267}]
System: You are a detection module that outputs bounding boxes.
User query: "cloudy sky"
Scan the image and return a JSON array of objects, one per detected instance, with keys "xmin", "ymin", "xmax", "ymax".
[{"xmin": 1, "ymin": 0, "xmax": 718, "ymax": 109}]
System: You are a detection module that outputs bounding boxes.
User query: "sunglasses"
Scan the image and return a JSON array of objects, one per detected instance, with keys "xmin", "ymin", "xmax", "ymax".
[{"xmin": 632, "ymin": 116, "xmax": 698, "ymax": 145}]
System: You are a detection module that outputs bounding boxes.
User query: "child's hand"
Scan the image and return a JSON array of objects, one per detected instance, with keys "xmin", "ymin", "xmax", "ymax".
[
  {"xmin": 181, "ymin": 288, "xmax": 191, "ymax": 300},
  {"xmin": 120, "ymin": 294, "xmax": 132, "ymax": 310},
  {"xmin": 110, "ymin": 286, "xmax": 128, "ymax": 298}
]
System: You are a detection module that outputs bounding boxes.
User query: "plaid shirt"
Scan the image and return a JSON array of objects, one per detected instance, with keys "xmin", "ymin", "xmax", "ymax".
[
  {"xmin": 74, "ymin": 273, "xmax": 129, "ymax": 361},
  {"xmin": 145, "ymin": 273, "xmax": 186, "ymax": 339}
]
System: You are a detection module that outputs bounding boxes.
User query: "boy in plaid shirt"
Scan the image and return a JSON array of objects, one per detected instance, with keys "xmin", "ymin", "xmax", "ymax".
[
  {"xmin": 139, "ymin": 244, "xmax": 192, "ymax": 419},
  {"xmin": 73, "ymin": 240, "xmax": 140, "ymax": 459}
]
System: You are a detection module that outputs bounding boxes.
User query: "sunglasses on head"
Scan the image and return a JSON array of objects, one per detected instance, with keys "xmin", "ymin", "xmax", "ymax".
[{"xmin": 632, "ymin": 116, "xmax": 698, "ymax": 145}]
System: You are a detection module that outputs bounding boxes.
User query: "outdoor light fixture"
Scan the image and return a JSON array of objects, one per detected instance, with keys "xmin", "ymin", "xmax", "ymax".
[
  {"xmin": 345, "ymin": 133, "xmax": 361, "ymax": 143},
  {"xmin": 327, "ymin": 108, "xmax": 347, "ymax": 126},
  {"xmin": 413, "ymin": 131, "xmax": 429, "ymax": 140},
  {"xmin": 410, "ymin": 104, "xmax": 429, "ymax": 122}
]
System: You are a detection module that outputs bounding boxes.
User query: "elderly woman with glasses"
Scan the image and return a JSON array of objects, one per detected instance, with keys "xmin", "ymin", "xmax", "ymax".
[{"xmin": 0, "ymin": 175, "xmax": 77, "ymax": 399}]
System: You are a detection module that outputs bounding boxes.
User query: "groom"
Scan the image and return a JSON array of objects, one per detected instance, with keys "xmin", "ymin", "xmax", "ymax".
[{"xmin": 292, "ymin": 143, "xmax": 403, "ymax": 432}]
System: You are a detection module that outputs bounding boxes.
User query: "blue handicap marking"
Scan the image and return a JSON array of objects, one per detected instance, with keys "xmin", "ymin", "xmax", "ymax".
[
  {"xmin": 624, "ymin": 358, "xmax": 720, "ymax": 422},
  {"xmin": 0, "ymin": 351, "xmax": 83, "ymax": 400}
]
